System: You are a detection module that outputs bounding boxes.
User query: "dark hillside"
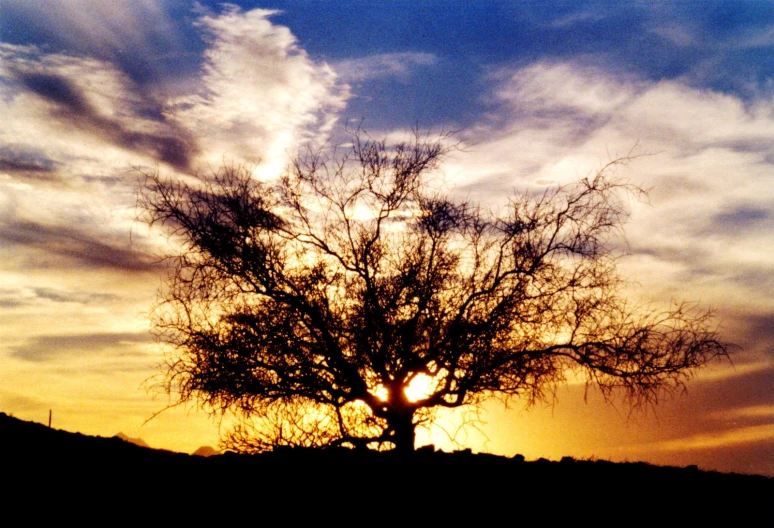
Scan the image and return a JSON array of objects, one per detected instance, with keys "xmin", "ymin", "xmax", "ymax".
[{"xmin": 2, "ymin": 411, "xmax": 769, "ymax": 509}]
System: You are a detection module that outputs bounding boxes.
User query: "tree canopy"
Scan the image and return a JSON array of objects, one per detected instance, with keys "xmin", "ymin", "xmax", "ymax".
[{"xmin": 138, "ymin": 131, "xmax": 729, "ymax": 452}]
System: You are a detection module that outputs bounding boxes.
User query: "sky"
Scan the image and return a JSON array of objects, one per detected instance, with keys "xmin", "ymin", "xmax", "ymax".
[{"xmin": 0, "ymin": 1, "xmax": 773, "ymax": 476}]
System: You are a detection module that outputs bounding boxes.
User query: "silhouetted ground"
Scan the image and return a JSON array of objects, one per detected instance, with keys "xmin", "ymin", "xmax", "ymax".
[{"xmin": 2, "ymin": 412, "xmax": 770, "ymax": 516}]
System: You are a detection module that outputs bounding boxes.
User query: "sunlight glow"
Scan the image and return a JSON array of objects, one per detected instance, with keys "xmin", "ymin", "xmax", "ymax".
[
  {"xmin": 371, "ymin": 374, "xmax": 439, "ymax": 404},
  {"xmin": 373, "ymin": 384, "xmax": 389, "ymax": 402},
  {"xmin": 404, "ymin": 373, "xmax": 436, "ymax": 402}
]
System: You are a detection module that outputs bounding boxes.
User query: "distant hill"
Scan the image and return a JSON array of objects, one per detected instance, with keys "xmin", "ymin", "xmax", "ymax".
[
  {"xmin": 192, "ymin": 445, "xmax": 220, "ymax": 457},
  {"xmin": 115, "ymin": 432, "xmax": 151, "ymax": 448},
  {"xmin": 113, "ymin": 431, "xmax": 217, "ymax": 456}
]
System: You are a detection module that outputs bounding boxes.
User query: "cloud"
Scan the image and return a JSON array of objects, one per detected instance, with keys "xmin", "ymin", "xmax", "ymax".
[
  {"xmin": 2, "ymin": 55, "xmax": 198, "ymax": 170},
  {"xmin": 0, "ymin": 146, "xmax": 59, "ymax": 181},
  {"xmin": 19, "ymin": 72, "xmax": 91, "ymax": 113},
  {"xmin": 0, "ymin": 43, "xmax": 199, "ymax": 175},
  {"xmin": 487, "ymin": 62, "xmax": 642, "ymax": 138},
  {"xmin": 647, "ymin": 424, "xmax": 774, "ymax": 452},
  {"xmin": 10, "ymin": 332, "xmax": 153, "ymax": 363},
  {"xmin": 549, "ymin": 9, "xmax": 608, "ymax": 29},
  {"xmin": 712, "ymin": 206, "xmax": 768, "ymax": 230},
  {"xmin": 0, "ymin": 219, "xmax": 157, "ymax": 272},
  {"xmin": 0, "ymin": 289, "xmax": 25, "ymax": 308},
  {"xmin": 719, "ymin": 405, "xmax": 774, "ymax": 420},
  {"xmin": 0, "ymin": 6, "xmax": 350, "ymax": 284},
  {"xmin": 446, "ymin": 61, "xmax": 774, "ymax": 374},
  {"xmin": 649, "ymin": 24, "xmax": 697, "ymax": 47},
  {"xmin": 31, "ymin": 288, "xmax": 122, "ymax": 305},
  {"xmin": 0, "ymin": 286, "xmax": 121, "ymax": 309},
  {"xmin": 0, "ymin": 392, "xmax": 46, "ymax": 413},
  {"xmin": 0, "ymin": 0, "xmax": 186, "ymax": 84},
  {"xmin": 166, "ymin": 7, "xmax": 349, "ymax": 173},
  {"xmin": 335, "ymin": 52, "xmax": 438, "ymax": 83},
  {"xmin": 732, "ymin": 24, "xmax": 774, "ymax": 50}
]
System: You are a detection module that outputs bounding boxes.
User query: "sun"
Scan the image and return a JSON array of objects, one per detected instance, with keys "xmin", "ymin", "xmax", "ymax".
[
  {"xmin": 404, "ymin": 373, "xmax": 436, "ymax": 402},
  {"xmin": 370, "ymin": 373, "xmax": 439, "ymax": 404}
]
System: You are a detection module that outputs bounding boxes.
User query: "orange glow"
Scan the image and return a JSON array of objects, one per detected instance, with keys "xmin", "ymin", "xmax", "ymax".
[
  {"xmin": 405, "ymin": 373, "xmax": 436, "ymax": 402},
  {"xmin": 370, "ymin": 374, "xmax": 438, "ymax": 404},
  {"xmin": 372, "ymin": 385, "xmax": 389, "ymax": 402}
]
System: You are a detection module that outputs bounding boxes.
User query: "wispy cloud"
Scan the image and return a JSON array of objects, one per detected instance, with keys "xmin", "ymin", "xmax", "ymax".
[
  {"xmin": 646, "ymin": 424, "xmax": 774, "ymax": 452},
  {"xmin": 732, "ymin": 24, "xmax": 774, "ymax": 49},
  {"xmin": 10, "ymin": 332, "xmax": 153, "ymax": 363},
  {"xmin": 0, "ymin": 286, "xmax": 122, "ymax": 308},
  {"xmin": 0, "ymin": 219, "xmax": 157, "ymax": 272},
  {"xmin": 649, "ymin": 24, "xmax": 698, "ymax": 47},
  {"xmin": 549, "ymin": 10, "xmax": 608, "ymax": 29},
  {"xmin": 0, "ymin": 0, "xmax": 186, "ymax": 84},
  {"xmin": 718, "ymin": 405, "xmax": 774, "ymax": 420},
  {"xmin": 336, "ymin": 52, "xmax": 438, "ymax": 83},
  {"xmin": 0, "ymin": 43, "xmax": 198, "ymax": 182}
]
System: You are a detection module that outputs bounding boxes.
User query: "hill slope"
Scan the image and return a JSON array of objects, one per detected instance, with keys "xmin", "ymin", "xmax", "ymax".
[{"xmin": 2, "ymin": 411, "xmax": 769, "ymax": 506}]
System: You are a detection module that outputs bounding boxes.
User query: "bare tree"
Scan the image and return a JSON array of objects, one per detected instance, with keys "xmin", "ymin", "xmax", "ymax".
[{"xmin": 138, "ymin": 130, "xmax": 729, "ymax": 453}]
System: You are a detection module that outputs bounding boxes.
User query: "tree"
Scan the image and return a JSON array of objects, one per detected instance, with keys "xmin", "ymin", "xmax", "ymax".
[{"xmin": 138, "ymin": 130, "xmax": 729, "ymax": 453}]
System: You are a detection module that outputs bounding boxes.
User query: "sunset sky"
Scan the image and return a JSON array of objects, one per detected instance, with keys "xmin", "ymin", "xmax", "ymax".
[{"xmin": 1, "ymin": 1, "xmax": 773, "ymax": 476}]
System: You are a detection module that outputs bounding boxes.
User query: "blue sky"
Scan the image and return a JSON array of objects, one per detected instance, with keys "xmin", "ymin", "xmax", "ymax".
[{"xmin": 1, "ymin": 1, "xmax": 773, "ymax": 475}]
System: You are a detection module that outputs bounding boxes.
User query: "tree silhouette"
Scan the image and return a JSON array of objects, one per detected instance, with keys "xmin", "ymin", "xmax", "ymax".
[{"xmin": 138, "ymin": 130, "xmax": 729, "ymax": 453}]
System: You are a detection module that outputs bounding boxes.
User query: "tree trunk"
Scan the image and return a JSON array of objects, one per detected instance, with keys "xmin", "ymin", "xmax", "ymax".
[{"xmin": 391, "ymin": 411, "xmax": 416, "ymax": 453}]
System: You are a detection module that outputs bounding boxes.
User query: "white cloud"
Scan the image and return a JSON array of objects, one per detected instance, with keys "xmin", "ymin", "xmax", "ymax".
[
  {"xmin": 493, "ymin": 62, "xmax": 641, "ymax": 117},
  {"xmin": 448, "ymin": 61, "xmax": 774, "ymax": 336},
  {"xmin": 166, "ymin": 7, "xmax": 349, "ymax": 175}
]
